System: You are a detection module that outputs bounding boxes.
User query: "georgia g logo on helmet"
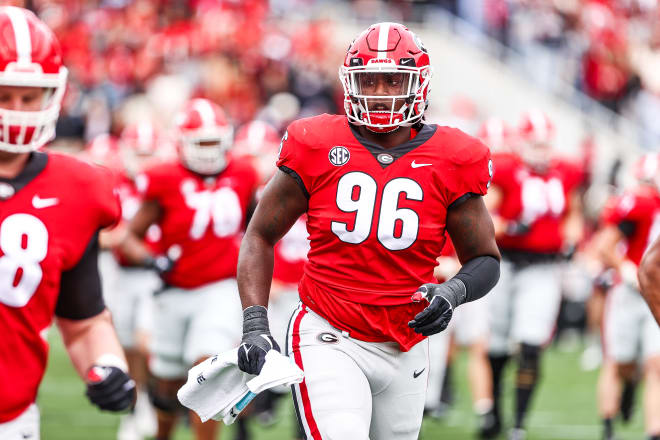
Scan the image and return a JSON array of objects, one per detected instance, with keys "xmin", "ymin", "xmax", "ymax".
[{"xmin": 339, "ymin": 22, "xmax": 433, "ymax": 134}]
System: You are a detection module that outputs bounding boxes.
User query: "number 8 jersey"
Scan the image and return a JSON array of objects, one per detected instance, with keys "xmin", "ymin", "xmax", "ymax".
[
  {"xmin": 0, "ymin": 152, "xmax": 120, "ymax": 422},
  {"xmin": 277, "ymin": 114, "xmax": 491, "ymax": 351}
]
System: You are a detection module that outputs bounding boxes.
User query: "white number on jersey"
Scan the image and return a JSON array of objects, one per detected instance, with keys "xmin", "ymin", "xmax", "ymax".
[
  {"xmin": 0, "ymin": 214, "xmax": 49, "ymax": 307},
  {"xmin": 520, "ymin": 176, "xmax": 565, "ymax": 224},
  {"xmin": 181, "ymin": 180, "xmax": 243, "ymax": 240},
  {"xmin": 331, "ymin": 172, "xmax": 423, "ymax": 251}
]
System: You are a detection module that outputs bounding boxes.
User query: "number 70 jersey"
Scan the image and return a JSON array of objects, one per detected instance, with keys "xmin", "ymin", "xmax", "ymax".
[{"xmin": 277, "ymin": 114, "xmax": 492, "ymax": 306}]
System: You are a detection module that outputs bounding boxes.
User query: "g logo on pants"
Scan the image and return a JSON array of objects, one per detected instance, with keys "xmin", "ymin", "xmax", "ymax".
[{"xmin": 317, "ymin": 332, "xmax": 339, "ymax": 344}]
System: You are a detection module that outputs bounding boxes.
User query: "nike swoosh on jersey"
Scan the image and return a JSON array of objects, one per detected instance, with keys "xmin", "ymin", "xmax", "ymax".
[
  {"xmin": 411, "ymin": 161, "xmax": 432, "ymax": 168},
  {"xmin": 32, "ymin": 195, "xmax": 59, "ymax": 209}
]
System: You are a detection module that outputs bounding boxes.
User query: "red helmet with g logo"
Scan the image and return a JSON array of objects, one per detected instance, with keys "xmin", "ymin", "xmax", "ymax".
[
  {"xmin": 0, "ymin": 7, "xmax": 68, "ymax": 152},
  {"xmin": 174, "ymin": 98, "xmax": 233, "ymax": 175},
  {"xmin": 339, "ymin": 22, "xmax": 433, "ymax": 133}
]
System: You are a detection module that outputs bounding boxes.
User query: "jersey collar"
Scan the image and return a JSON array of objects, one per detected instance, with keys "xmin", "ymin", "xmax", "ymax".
[
  {"xmin": 0, "ymin": 152, "xmax": 49, "ymax": 199},
  {"xmin": 349, "ymin": 123, "xmax": 438, "ymax": 169}
]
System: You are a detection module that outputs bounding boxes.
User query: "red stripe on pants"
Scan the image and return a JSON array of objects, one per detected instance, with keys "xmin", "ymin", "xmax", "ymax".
[{"xmin": 292, "ymin": 306, "xmax": 322, "ymax": 439}]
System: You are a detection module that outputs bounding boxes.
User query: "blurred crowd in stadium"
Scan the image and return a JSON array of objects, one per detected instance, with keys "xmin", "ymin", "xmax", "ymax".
[{"xmin": 2, "ymin": 0, "xmax": 660, "ymax": 440}]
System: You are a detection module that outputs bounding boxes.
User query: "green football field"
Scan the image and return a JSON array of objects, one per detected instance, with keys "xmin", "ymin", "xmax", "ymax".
[{"xmin": 39, "ymin": 329, "xmax": 646, "ymax": 439}]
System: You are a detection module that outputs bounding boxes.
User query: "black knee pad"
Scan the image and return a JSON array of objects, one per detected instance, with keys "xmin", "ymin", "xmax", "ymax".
[{"xmin": 148, "ymin": 383, "xmax": 181, "ymax": 413}]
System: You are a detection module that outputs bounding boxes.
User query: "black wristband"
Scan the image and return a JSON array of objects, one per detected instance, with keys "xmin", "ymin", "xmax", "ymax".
[
  {"xmin": 242, "ymin": 305, "xmax": 269, "ymax": 334},
  {"xmin": 452, "ymin": 255, "xmax": 500, "ymax": 304}
]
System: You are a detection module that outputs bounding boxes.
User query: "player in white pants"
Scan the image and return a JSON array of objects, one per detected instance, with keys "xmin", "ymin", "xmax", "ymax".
[{"xmin": 286, "ymin": 304, "xmax": 429, "ymax": 440}]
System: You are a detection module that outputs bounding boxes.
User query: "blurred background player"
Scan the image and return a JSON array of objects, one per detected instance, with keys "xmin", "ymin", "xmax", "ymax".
[
  {"xmin": 592, "ymin": 153, "xmax": 660, "ymax": 440},
  {"xmin": 485, "ymin": 110, "xmax": 584, "ymax": 439},
  {"xmin": 0, "ymin": 6, "xmax": 136, "ymax": 440},
  {"xmin": 118, "ymin": 98, "xmax": 259, "ymax": 440},
  {"xmin": 232, "ymin": 120, "xmax": 308, "ymax": 440},
  {"xmin": 427, "ymin": 236, "xmax": 495, "ymax": 438},
  {"xmin": 99, "ymin": 121, "xmax": 174, "ymax": 440}
]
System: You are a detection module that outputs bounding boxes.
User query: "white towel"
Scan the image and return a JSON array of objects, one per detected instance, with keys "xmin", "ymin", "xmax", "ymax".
[{"xmin": 177, "ymin": 348, "xmax": 304, "ymax": 424}]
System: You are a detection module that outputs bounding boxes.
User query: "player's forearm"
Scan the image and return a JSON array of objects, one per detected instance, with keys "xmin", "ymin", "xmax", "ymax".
[
  {"xmin": 56, "ymin": 309, "xmax": 128, "ymax": 379},
  {"xmin": 639, "ymin": 247, "xmax": 660, "ymax": 325},
  {"xmin": 117, "ymin": 231, "xmax": 154, "ymax": 266},
  {"xmin": 237, "ymin": 229, "xmax": 275, "ymax": 309}
]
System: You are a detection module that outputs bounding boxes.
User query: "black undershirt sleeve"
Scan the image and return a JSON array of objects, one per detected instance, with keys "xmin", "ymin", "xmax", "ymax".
[
  {"xmin": 55, "ymin": 231, "xmax": 106, "ymax": 320},
  {"xmin": 453, "ymin": 255, "xmax": 501, "ymax": 303},
  {"xmin": 617, "ymin": 220, "xmax": 636, "ymax": 238}
]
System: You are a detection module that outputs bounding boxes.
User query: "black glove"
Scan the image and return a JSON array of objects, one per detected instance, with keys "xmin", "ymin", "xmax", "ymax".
[
  {"xmin": 408, "ymin": 280, "xmax": 466, "ymax": 336},
  {"xmin": 237, "ymin": 305, "xmax": 280, "ymax": 375},
  {"xmin": 506, "ymin": 221, "xmax": 530, "ymax": 236},
  {"xmin": 85, "ymin": 365, "xmax": 136, "ymax": 412},
  {"xmin": 144, "ymin": 254, "xmax": 175, "ymax": 275}
]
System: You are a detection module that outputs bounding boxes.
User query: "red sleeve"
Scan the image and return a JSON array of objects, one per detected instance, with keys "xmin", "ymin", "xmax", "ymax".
[
  {"xmin": 135, "ymin": 164, "xmax": 168, "ymax": 201},
  {"xmin": 602, "ymin": 193, "xmax": 637, "ymax": 225},
  {"xmin": 276, "ymin": 121, "xmax": 311, "ymax": 197},
  {"xmin": 490, "ymin": 152, "xmax": 517, "ymax": 188},
  {"xmin": 443, "ymin": 134, "xmax": 492, "ymax": 206},
  {"xmin": 94, "ymin": 165, "xmax": 121, "ymax": 229}
]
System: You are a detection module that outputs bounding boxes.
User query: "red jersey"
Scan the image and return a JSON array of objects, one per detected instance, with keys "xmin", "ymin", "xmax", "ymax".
[
  {"xmin": 0, "ymin": 152, "xmax": 120, "ymax": 422},
  {"xmin": 137, "ymin": 158, "xmax": 258, "ymax": 288},
  {"xmin": 112, "ymin": 172, "xmax": 160, "ymax": 266},
  {"xmin": 273, "ymin": 216, "xmax": 309, "ymax": 285},
  {"xmin": 492, "ymin": 154, "xmax": 582, "ymax": 253},
  {"xmin": 277, "ymin": 114, "xmax": 491, "ymax": 350},
  {"xmin": 601, "ymin": 186, "xmax": 660, "ymax": 266}
]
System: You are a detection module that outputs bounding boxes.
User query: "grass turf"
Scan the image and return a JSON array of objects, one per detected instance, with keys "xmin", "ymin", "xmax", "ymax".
[{"xmin": 38, "ymin": 329, "xmax": 646, "ymax": 439}]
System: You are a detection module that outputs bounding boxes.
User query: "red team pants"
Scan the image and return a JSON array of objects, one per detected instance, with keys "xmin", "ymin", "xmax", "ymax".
[{"xmin": 286, "ymin": 303, "xmax": 429, "ymax": 440}]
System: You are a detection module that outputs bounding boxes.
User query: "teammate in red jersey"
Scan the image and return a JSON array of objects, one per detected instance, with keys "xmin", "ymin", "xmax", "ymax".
[
  {"xmin": 236, "ymin": 22, "xmax": 501, "ymax": 439},
  {"xmin": 595, "ymin": 154, "xmax": 660, "ymax": 440},
  {"xmin": 119, "ymin": 98, "xmax": 259, "ymax": 440},
  {"xmin": 484, "ymin": 110, "xmax": 584, "ymax": 439},
  {"xmin": 0, "ymin": 7, "xmax": 135, "ymax": 439}
]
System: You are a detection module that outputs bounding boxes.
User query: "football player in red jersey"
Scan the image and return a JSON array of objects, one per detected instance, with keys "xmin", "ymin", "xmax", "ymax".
[
  {"xmin": 0, "ymin": 6, "xmax": 135, "ymax": 439},
  {"xmin": 119, "ymin": 98, "xmax": 259, "ymax": 440},
  {"xmin": 594, "ymin": 154, "xmax": 660, "ymax": 440},
  {"xmin": 102, "ymin": 121, "xmax": 170, "ymax": 440},
  {"xmin": 484, "ymin": 110, "xmax": 584, "ymax": 439},
  {"xmin": 236, "ymin": 22, "xmax": 501, "ymax": 439}
]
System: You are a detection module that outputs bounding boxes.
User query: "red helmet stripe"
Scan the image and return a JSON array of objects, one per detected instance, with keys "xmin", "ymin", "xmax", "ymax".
[
  {"xmin": 5, "ymin": 7, "xmax": 31, "ymax": 66},
  {"xmin": 193, "ymin": 99, "xmax": 216, "ymax": 129},
  {"xmin": 377, "ymin": 22, "xmax": 390, "ymax": 58}
]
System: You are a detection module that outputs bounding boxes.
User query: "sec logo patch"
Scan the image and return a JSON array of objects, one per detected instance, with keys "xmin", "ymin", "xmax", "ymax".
[{"xmin": 329, "ymin": 146, "xmax": 350, "ymax": 166}]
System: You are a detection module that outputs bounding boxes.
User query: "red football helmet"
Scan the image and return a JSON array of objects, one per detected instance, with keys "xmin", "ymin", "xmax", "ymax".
[
  {"xmin": 339, "ymin": 22, "xmax": 433, "ymax": 133},
  {"xmin": 82, "ymin": 133, "xmax": 122, "ymax": 171},
  {"xmin": 174, "ymin": 98, "xmax": 233, "ymax": 175},
  {"xmin": 517, "ymin": 109, "xmax": 555, "ymax": 171},
  {"xmin": 119, "ymin": 121, "xmax": 168, "ymax": 177},
  {"xmin": 477, "ymin": 117, "xmax": 513, "ymax": 152},
  {"xmin": 233, "ymin": 120, "xmax": 280, "ymax": 182},
  {"xmin": 633, "ymin": 152, "xmax": 660, "ymax": 189},
  {"xmin": 0, "ymin": 7, "xmax": 68, "ymax": 153}
]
